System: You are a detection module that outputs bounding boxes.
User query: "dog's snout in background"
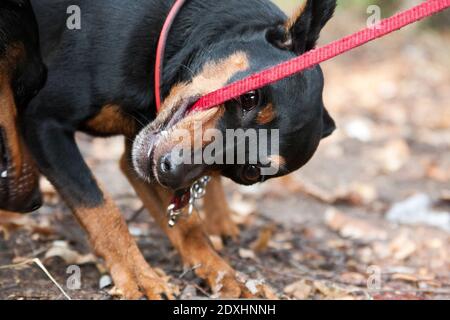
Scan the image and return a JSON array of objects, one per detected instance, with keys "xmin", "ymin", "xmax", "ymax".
[{"xmin": 0, "ymin": 0, "xmax": 47, "ymax": 213}]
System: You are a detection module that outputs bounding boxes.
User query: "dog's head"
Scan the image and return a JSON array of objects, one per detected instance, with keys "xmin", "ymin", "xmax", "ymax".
[
  {"xmin": 0, "ymin": 0, "xmax": 47, "ymax": 212},
  {"xmin": 133, "ymin": 0, "xmax": 336, "ymax": 191}
]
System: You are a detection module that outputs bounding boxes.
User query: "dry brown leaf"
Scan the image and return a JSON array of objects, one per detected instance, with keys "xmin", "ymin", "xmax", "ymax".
[
  {"xmin": 391, "ymin": 273, "xmax": 420, "ymax": 283},
  {"xmin": 377, "ymin": 139, "xmax": 411, "ymax": 173},
  {"xmin": 389, "ymin": 232, "xmax": 417, "ymax": 261},
  {"xmin": 284, "ymin": 280, "xmax": 313, "ymax": 300},
  {"xmin": 350, "ymin": 183, "xmax": 378, "ymax": 205},
  {"xmin": 313, "ymin": 280, "xmax": 356, "ymax": 300},
  {"xmin": 229, "ymin": 194, "xmax": 256, "ymax": 226},
  {"xmin": 229, "ymin": 195, "xmax": 256, "ymax": 217},
  {"xmin": 250, "ymin": 224, "xmax": 276, "ymax": 253},
  {"xmin": 294, "ymin": 180, "xmax": 339, "ymax": 204},
  {"xmin": 290, "ymin": 179, "xmax": 377, "ymax": 206},
  {"xmin": 238, "ymin": 248, "xmax": 256, "ymax": 260},
  {"xmin": 425, "ymin": 161, "xmax": 450, "ymax": 182},
  {"xmin": 44, "ymin": 241, "xmax": 96, "ymax": 265},
  {"xmin": 0, "ymin": 211, "xmax": 53, "ymax": 239},
  {"xmin": 325, "ymin": 208, "xmax": 388, "ymax": 241},
  {"xmin": 340, "ymin": 272, "xmax": 367, "ymax": 286},
  {"xmin": 209, "ymin": 235, "xmax": 224, "ymax": 251},
  {"xmin": 372, "ymin": 292, "xmax": 423, "ymax": 300},
  {"xmin": 439, "ymin": 190, "xmax": 450, "ymax": 204},
  {"xmin": 261, "ymin": 284, "xmax": 279, "ymax": 300}
]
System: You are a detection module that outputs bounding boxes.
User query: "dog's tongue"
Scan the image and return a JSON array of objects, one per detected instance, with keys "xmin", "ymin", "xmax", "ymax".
[{"xmin": 171, "ymin": 188, "xmax": 191, "ymax": 211}]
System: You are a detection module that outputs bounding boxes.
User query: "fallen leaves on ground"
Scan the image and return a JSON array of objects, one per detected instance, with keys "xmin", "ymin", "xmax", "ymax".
[
  {"xmin": 278, "ymin": 177, "xmax": 378, "ymax": 206},
  {"xmin": 44, "ymin": 241, "xmax": 96, "ymax": 265},
  {"xmin": 0, "ymin": 211, "xmax": 53, "ymax": 240},
  {"xmin": 386, "ymin": 194, "xmax": 450, "ymax": 233},
  {"xmin": 284, "ymin": 279, "xmax": 359, "ymax": 300},
  {"xmin": 250, "ymin": 224, "xmax": 276, "ymax": 252},
  {"xmin": 325, "ymin": 208, "xmax": 388, "ymax": 241}
]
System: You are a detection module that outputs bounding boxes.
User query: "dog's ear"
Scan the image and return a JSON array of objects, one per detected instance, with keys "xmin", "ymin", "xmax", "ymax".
[
  {"xmin": 321, "ymin": 106, "xmax": 336, "ymax": 139},
  {"xmin": 285, "ymin": 0, "xmax": 337, "ymax": 54}
]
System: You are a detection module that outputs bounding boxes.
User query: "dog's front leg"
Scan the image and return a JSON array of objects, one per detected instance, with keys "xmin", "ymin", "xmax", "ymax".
[
  {"xmin": 23, "ymin": 116, "xmax": 172, "ymax": 300},
  {"xmin": 74, "ymin": 192, "xmax": 173, "ymax": 300},
  {"xmin": 122, "ymin": 142, "xmax": 251, "ymax": 298},
  {"xmin": 203, "ymin": 176, "xmax": 240, "ymax": 239}
]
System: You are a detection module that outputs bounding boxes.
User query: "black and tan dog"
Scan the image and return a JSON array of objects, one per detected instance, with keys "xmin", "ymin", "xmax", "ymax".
[
  {"xmin": 0, "ymin": 0, "xmax": 46, "ymax": 212},
  {"xmin": 26, "ymin": 0, "xmax": 337, "ymax": 299}
]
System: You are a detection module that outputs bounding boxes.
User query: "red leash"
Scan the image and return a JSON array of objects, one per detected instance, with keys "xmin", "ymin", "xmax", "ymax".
[
  {"xmin": 155, "ymin": 0, "xmax": 188, "ymax": 111},
  {"xmin": 155, "ymin": 0, "xmax": 450, "ymax": 113}
]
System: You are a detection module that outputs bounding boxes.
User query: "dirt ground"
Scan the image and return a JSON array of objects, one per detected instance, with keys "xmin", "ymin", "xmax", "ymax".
[{"xmin": 1, "ymin": 7, "xmax": 449, "ymax": 300}]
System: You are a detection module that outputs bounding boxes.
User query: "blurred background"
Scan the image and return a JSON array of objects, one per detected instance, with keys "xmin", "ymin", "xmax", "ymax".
[{"xmin": 1, "ymin": 1, "xmax": 449, "ymax": 299}]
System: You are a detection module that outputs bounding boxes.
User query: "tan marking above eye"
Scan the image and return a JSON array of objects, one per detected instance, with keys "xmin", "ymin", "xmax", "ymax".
[
  {"xmin": 256, "ymin": 103, "xmax": 276, "ymax": 125},
  {"xmin": 160, "ymin": 51, "xmax": 249, "ymax": 113}
]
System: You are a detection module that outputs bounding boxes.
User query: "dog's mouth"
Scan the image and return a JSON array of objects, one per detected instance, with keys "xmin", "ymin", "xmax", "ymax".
[
  {"xmin": 133, "ymin": 96, "xmax": 208, "ymax": 191},
  {"xmin": 148, "ymin": 98, "xmax": 197, "ymax": 181}
]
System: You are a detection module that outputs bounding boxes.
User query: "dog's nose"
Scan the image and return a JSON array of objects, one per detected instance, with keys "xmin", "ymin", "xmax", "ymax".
[
  {"xmin": 159, "ymin": 154, "xmax": 174, "ymax": 175},
  {"xmin": 157, "ymin": 153, "xmax": 184, "ymax": 189},
  {"xmin": 20, "ymin": 188, "xmax": 43, "ymax": 213},
  {"xmin": 156, "ymin": 153, "xmax": 204, "ymax": 190},
  {"xmin": 4, "ymin": 187, "xmax": 43, "ymax": 213},
  {"xmin": 27, "ymin": 189, "xmax": 43, "ymax": 211}
]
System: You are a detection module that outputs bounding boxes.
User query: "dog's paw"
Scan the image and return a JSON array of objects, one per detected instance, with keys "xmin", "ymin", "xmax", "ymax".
[
  {"xmin": 108, "ymin": 262, "xmax": 174, "ymax": 300},
  {"xmin": 204, "ymin": 210, "xmax": 240, "ymax": 240},
  {"xmin": 206, "ymin": 270, "xmax": 278, "ymax": 299}
]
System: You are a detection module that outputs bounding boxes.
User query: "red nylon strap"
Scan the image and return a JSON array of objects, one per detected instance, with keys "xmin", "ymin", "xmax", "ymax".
[
  {"xmin": 155, "ymin": 0, "xmax": 450, "ymax": 114},
  {"xmin": 190, "ymin": 0, "xmax": 450, "ymax": 112},
  {"xmin": 155, "ymin": 0, "xmax": 188, "ymax": 111}
]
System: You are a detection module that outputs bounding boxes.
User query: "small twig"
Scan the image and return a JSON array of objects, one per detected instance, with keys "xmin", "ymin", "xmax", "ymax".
[
  {"xmin": 193, "ymin": 284, "xmax": 211, "ymax": 298},
  {"xmin": 0, "ymin": 258, "xmax": 71, "ymax": 300},
  {"xmin": 0, "ymin": 259, "xmax": 31, "ymax": 270},
  {"xmin": 32, "ymin": 258, "xmax": 71, "ymax": 300},
  {"xmin": 179, "ymin": 264, "xmax": 202, "ymax": 279}
]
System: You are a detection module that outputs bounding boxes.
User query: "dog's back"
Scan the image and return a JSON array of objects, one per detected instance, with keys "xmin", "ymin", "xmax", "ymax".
[{"xmin": 29, "ymin": 0, "xmax": 287, "ymax": 126}]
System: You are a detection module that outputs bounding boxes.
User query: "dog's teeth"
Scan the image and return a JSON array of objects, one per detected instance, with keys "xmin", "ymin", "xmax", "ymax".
[{"xmin": 1, "ymin": 170, "xmax": 8, "ymax": 178}]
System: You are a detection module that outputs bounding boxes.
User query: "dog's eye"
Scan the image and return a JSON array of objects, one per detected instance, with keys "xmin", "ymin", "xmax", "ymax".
[
  {"xmin": 240, "ymin": 90, "xmax": 260, "ymax": 111},
  {"xmin": 242, "ymin": 165, "xmax": 261, "ymax": 183}
]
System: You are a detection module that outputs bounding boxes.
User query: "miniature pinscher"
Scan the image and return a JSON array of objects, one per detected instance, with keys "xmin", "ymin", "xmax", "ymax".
[{"xmin": 25, "ymin": 0, "xmax": 336, "ymax": 299}]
